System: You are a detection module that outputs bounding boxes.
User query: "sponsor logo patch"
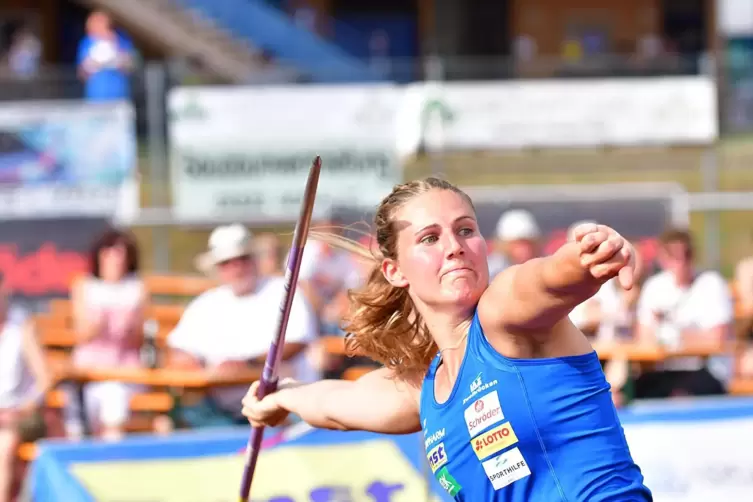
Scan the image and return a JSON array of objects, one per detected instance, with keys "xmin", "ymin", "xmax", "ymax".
[
  {"xmin": 472, "ymin": 422, "xmax": 518, "ymax": 459},
  {"xmin": 464, "ymin": 390, "xmax": 504, "ymax": 437},
  {"xmin": 482, "ymin": 448, "xmax": 531, "ymax": 490}
]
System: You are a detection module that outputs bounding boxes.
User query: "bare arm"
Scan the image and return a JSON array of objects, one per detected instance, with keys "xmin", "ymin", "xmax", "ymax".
[
  {"xmin": 682, "ymin": 324, "xmax": 729, "ymax": 346},
  {"xmin": 20, "ymin": 321, "xmax": 53, "ymax": 406},
  {"xmin": 122, "ymin": 286, "xmax": 148, "ymax": 350},
  {"xmin": 299, "ymin": 281, "xmax": 326, "ymax": 314},
  {"xmin": 480, "ymin": 242, "xmax": 603, "ymax": 334},
  {"xmin": 246, "ymin": 368, "xmax": 421, "ymax": 434},
  {"xmin": 735, "ymin": 259, "xmax": 753, "ymax": 317},
  {"xmin": 71, "ymin": 278, "xmax": 101, "ymax": 343}
]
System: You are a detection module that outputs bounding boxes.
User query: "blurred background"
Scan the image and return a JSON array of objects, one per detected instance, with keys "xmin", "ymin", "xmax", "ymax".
[{"xmin": 1, "ymin": 0, "xmax": 753, "ymax": 501}]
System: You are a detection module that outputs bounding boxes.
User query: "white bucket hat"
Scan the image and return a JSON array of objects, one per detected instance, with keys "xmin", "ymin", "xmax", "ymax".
[
  {"xmin": 496, "ymin": 209, "xmax": 541, "ymax": 241},
  {"xmin": 195, "ymin": 224, "xmax": 254, "ymax": 273}
]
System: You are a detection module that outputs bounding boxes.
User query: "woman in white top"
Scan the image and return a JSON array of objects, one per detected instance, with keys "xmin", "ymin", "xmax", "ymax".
[
  {"xmin": 0, "ymin": 286, "xmax": 50, "ymax": 502},
  {"xmin": 66, "ymin": 228, "xmax": 147, "ymax": 441}
]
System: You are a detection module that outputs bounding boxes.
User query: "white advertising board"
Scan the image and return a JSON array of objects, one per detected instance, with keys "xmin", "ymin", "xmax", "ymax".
[{"xmin": 168, "ymin": 85, "xmax": 403, "ymax": 221}]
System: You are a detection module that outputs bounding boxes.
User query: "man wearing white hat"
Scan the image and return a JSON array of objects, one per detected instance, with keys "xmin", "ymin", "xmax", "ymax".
[
  {"xmin": 487, "ymin": 209, "xmax": 542, "ymax": 278},
  {"xmin": 165, "ymin": 224, "xmax": 317, "ymax": 428}
]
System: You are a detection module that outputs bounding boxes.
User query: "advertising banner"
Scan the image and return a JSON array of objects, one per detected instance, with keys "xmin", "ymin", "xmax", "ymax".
[
  {"xmin": 0, "ymin": 217, "xmax": 110, "ymax": 312},
  {"xmin": 622, "ymin": 399, "xmax": 753, "ymax": 501},
  {"xmin": 27, "ymin": 398, "xmax": 753, "ymax": 502},
  {"xmin": 398, "ymin": 77, "xmax": 718, "ymax": 155},
  {"xmin": 0, "ymin": 100, "xmax": 137, "ymax": 218},
  {"xmin": 168, "ymin": 85, "xmax": 403, "ymax": 221}
]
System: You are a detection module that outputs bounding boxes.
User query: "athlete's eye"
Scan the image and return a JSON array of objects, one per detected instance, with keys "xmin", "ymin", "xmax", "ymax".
[{"xmin": 421, "ymin": 234, "xmax": 439, "ymax": 245}]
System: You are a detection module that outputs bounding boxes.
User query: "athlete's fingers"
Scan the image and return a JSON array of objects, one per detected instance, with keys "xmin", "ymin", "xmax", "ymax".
[
  {"xmin": 579, "ymin": 230, "xmax": 609, "ymax": 254},
  {"xmin": 581, "ymin": 236, "xmax": 623, "ymax": 268},
  {"xmin": 572, "ymin": 223, "xmax": 600, "ymax": 243}
]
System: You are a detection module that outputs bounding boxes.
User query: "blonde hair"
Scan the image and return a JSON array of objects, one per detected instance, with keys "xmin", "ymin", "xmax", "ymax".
[{"xmin": 316, "ymin": 177, "xmax": 474, "ymax": 378}]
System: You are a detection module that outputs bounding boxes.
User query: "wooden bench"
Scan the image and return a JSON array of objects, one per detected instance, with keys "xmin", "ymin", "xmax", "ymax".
[
  {"xmin": 144, "ymin": 274, "xmax": 216, "ymax": 298},
  {"xmin": 729, "ymin": 378, "xmax": 753, "ymax": 395},
  {"xmin": 44, "ymin": 388, "xmax": 173, "ymax": 413},
  {"xmin": 342, "ymin": 366, "xmax": 376, "ymax": 381},
  {"xmin": 39, "ymin": 326, "xmax": 173, "ymax": 349},
  {"xmin": 39, "ymin": 302, "xmax": 185, "ymax": 330}
]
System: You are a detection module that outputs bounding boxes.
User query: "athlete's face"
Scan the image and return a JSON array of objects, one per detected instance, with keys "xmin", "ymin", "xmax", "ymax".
[{"xmin": 382, "ymin": 190, "xmax": 489, "ymax": 310}]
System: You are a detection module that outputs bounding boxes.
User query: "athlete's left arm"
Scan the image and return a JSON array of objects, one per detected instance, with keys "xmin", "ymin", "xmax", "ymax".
[{"xmin": 478, "ymin": 223, "xmax": 636, "ymax": 335}]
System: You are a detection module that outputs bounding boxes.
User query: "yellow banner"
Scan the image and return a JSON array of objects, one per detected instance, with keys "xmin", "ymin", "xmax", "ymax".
[{"xmin": 72, "ymin": 439, "xmax": 440, "ymax": 502}]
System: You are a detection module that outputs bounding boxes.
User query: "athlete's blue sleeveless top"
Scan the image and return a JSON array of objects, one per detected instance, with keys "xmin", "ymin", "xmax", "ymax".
[{"xmin": 419, "ymin": 311, "xmax": 652, "ymax": 501}]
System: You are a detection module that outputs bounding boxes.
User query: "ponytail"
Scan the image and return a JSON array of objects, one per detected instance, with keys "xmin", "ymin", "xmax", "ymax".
[{"xmin": 309, "ymin": 230, "xmax": 438, "ymax": 378}]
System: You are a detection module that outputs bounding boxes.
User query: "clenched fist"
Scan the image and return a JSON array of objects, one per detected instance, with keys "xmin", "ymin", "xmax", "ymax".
[
  {"xmin": 241, "ymin": 378, "xmax": 299, "ymax": 428},
  {"xmin": 570, "ymin": 223, "xmax": 636, "ymax": 290}
]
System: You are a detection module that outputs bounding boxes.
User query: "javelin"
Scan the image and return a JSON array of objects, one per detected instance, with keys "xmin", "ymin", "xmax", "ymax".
[{"xmin": 239, "ymin": 156, "xmax": 322, "ymax": 501}]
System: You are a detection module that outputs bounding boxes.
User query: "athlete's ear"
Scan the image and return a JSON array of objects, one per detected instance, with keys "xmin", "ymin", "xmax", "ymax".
[{"xmin": 381, "ymin": 258, "xmax": 409, "ymax": 288}]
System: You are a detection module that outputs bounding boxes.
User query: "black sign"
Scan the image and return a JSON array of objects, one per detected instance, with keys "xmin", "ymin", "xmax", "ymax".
[{"xmin": 0, "ymin": 218, "xmax": 110, "ymax": 312}]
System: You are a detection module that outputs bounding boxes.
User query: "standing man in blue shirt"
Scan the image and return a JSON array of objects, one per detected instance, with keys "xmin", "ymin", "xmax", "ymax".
[{"xmin": 77, "ymin": 11, "xmax": 134, "ymax": 102}]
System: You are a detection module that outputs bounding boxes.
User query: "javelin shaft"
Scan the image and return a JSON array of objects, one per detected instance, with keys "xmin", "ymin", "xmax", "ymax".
[{"xmin": 239, "ymin": 156, "xmax": 322, "ymax": 501}]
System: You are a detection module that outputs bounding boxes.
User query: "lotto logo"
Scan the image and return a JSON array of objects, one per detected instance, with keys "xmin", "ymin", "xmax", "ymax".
[
  {"xmin": 464, "ymin": 391, "xmax": 504, "ymax": 437},
  {"xmin": 427, "ymin": 443, "xmax": 448, "ymax": 473},
  {"xmin": 472, "ymin": 422, "xmax": 518, "ymax": 459}
]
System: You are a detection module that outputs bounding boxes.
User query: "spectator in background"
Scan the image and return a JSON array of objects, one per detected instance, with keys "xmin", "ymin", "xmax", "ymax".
[
  {"xmin": 634, "ymin": 228, "xmax": 732, "ymax": 398},
  {"xmin": 487, "ymin": 209, "xmax": 542, "ymax": 278},
  {"xmin": 0, "ymin": 284, "xmax": 50, "ymax": 502},
  {"xmin": 77, "ymin": 11, "xmax": 134, "ymax": 102},
  {"xmin": 297, "ymin": 218, "xmax": 361, "ymax": 332},
  {"xmin": 253, "ymin": 232, "xmax": 284, "ymax": 279},
  {"xmin": 7, "ymin": 25, "xmax": 41, "ymax": 79},
  {"xmin": 166, "ymin": 224, "xmax": 317, "ymax": 428},
  {"xmin": 65, "ymin": 228, "xmax": 147, "ymax": 441},
  {"xmin": 734, "ymin": 252, "xmax": 753, "ymax": 377}
]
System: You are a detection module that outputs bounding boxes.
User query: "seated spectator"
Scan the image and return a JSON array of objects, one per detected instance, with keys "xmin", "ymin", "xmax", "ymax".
[
  {"xmin": 65, "ymin": 228, "xmax": 147, "ymax": 441},
  {"xmin": 634, "ymin": 228, "xmax": 732, "ymax": 398},
  {"xmin": 734, "ymin": 255, "xmax": 753, "ymax": 377},
  {"xmin": 253, "ymin": 232, "xmax": 284, "ymax": 279},
  {"xmin": 297, "ymin": 219, "xmax": 361, "ymax": 333},
  {"xmin": 487, "ymin": 209, "xmax": 542, "ymax": 278},
  {"xmin": 166, "ymin": 224, "xmax": 317, "ymax": 428},
  {"xmin": 0, "ymin": 283, "xmax": 50, "ymax": 502}
]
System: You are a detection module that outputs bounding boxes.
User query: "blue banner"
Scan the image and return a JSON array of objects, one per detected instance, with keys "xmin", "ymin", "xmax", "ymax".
[{"xmin": 0, "ymin": 100, "xmax": 136, "ymax": 218}]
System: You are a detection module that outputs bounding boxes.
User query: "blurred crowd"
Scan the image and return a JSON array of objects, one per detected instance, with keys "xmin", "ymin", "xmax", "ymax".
[{"xmin": 2, "ymin": 211, "xmax": 753, "ymax": 500}]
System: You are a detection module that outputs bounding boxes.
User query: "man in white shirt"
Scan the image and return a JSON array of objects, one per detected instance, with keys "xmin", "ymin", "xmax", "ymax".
[
  {"xmin": 634, "ymin": 228, "xmax": 731, "ymax": 398},
  {"xmin": 166, "ymin": 224, "xmax": 317, "ymax": 427}
]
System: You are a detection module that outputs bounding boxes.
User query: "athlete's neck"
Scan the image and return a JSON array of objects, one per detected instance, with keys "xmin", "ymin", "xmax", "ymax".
[{"xmin": 424, "ymin": 310, "xmax": 473, "ymax": 356}]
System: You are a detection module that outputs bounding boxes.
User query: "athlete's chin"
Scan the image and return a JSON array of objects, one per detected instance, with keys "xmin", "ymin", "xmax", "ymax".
[{"xmin": 441, "ymin": 283, "xmax": 483, "ymax": 306}]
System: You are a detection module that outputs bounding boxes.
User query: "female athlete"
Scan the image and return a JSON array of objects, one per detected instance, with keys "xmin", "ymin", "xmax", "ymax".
[{"xmin": 242, "ymin": 178, "xmax": 652, "ymax": 501}]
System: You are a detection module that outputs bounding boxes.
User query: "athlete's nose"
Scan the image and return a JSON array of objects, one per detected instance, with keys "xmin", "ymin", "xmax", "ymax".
[{"xmin": 445, "ymin": 232, "xmax": 464, "ymax": 259}]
